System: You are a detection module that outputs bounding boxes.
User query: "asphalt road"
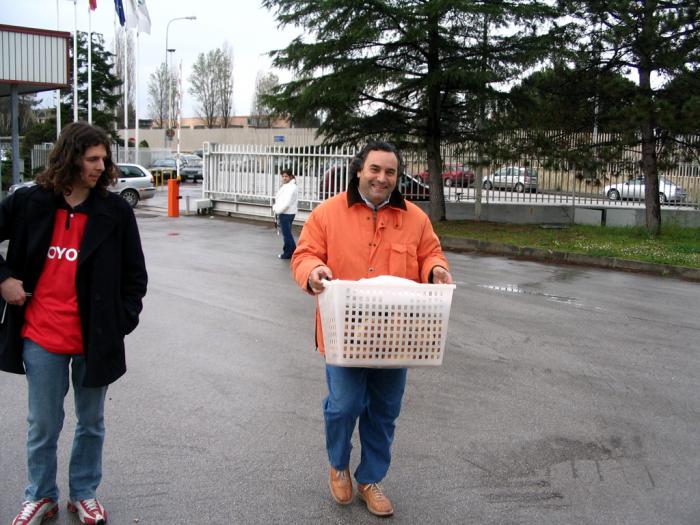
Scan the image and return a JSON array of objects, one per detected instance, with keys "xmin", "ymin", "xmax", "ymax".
[{"xmin": 1, "ymin": 208, "xmax": 698, "ymax": 524}]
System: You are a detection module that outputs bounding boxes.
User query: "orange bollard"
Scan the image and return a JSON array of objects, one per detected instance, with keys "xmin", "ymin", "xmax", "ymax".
[{"xmin": 167, "ymin": 178, "xmax": 180, "ymax": 217}]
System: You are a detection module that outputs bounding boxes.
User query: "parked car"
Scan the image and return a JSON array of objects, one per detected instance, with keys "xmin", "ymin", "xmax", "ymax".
[
  {"xmin": 319, "ymin": 164, "xmax": 429, "ymax": 201},
  {"xmin": 7, "ymin": 163, "xmax": 155, "ymax": 208},
  {"xmin": 319, "ymin": 163, "xmax": 349, "ymax": 199},
  {"xmin": 483, "ymin": 166, "xmax": 539, "ymax": 193},
  {"xmin": 178, "ymin": 154, "xmax": 203, "ymax": 182},
  {"xmin": 115, "ymin": 163, "xmax": 156, "ymax": 207},
  {"xmin": 416, "ymin": 163, "xmax": 475, "ymax": 187},
  {"xmin": 604, "ymin": 176, "xmax": 687, "ymax": 204},
  {"xmin": 7, "ymin": 180, "xmax": 35, "ymax": 194},
  {"xmin": 398, "ymin": 173, "xmax": 430, "ymax": 201},
  {"xmin": 148, "ymin": 157, "xmax": 181, "ymax": 181}
]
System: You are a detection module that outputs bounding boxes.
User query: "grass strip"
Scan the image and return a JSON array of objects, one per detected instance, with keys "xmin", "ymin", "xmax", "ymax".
[{"xmin": 433, "ymin": 221, "xmax": 700, "ymax": 269}]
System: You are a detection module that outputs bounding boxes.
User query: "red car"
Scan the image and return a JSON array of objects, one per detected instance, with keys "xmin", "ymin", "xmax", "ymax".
[{"xmin": 416, "ymin": 163, "xmax": 475, "ymax": 187}]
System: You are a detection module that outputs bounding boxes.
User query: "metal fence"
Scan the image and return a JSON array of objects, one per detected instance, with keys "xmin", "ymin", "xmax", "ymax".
[
  {"xmin": 22, "ymin": 137, "xmax": 700, "ymax": 210},
  {"xmin": 202, "ymin": 143, "xmax": 355, "ymax": 211},
  {"xmin": 29, "ymin": 143, "xmax": 192, "ymax": 174},
  {"xmin": 203, "ymin": 141, "xmax": 700, "ymax": 211}
]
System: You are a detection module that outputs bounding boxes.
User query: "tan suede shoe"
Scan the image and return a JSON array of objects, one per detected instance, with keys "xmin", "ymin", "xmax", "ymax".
[
  {"xmin": 329, "ymin": 466, "xmax": 353, "ymax": 505},
  {"xmin": 357, "ymin": 483, "xmax": 394, "ymax": 517}
]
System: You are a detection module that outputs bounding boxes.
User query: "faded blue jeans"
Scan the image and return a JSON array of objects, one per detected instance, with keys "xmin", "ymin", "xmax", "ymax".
[
  {"xmin": 22, "ymin": 339, "xmax": 107, "ymax": 502},
  {"xmin": 323, "ymin": 365, "xmax": 407, "ymax": 484}
]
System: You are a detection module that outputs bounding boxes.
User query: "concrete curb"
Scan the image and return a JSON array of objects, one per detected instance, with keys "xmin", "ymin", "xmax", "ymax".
[{"xmin": 439, "ymin": 235, "xmax": 700, "ymax": 283}]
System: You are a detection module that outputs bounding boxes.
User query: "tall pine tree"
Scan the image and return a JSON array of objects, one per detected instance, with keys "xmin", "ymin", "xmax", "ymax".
[
  {"xmin": 262, "ymin": 0, "xmax": 564, "ymax": 220},
  {"xmin": 61, "ymin": 31, "xmax": 121, "ymax": 138},
  {"xmin": 561, "ymin": 0, "xmax": 700, "ymax": 234}
]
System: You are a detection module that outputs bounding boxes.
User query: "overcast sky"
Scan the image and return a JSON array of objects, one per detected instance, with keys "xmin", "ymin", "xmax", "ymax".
[{"xmin": 1, "ymin": 0, "xmax": 302, "ymax": 117}]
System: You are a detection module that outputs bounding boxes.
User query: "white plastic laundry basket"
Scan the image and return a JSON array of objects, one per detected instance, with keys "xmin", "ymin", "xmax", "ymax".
[{"xmin": 318, "ymin": 276, "xmax": 456, "ymax": 368}]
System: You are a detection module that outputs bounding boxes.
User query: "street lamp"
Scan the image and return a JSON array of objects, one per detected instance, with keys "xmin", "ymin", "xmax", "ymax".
[{"xmin": 164, "ymin": 16, "xmax": 196, "ymax": 144}]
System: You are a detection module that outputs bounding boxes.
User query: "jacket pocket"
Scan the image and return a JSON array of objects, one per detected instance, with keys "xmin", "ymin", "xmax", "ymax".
[{"xmin": 389, "ymin": 243, "xmax": 419, "ymax": 280}]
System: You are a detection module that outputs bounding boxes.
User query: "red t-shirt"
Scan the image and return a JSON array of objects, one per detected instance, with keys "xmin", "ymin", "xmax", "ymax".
[{"xmin": 22, "ymin": 208, "xmax": 88, "ymax": 354}]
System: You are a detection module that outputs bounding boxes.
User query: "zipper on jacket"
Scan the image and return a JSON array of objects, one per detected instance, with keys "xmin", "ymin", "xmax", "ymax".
[{"xmin": 65, "ymin": 210, "xmax": 72, "ymax": 230}]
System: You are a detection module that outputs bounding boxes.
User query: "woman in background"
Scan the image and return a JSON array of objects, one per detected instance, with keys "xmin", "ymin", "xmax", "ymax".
[{"xmin": 273, "ymin": 169, "xmax": 298, "ymax": 259}]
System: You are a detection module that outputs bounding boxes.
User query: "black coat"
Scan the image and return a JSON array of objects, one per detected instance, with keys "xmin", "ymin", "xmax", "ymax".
[{"xmin": 0, "ymin": 185, "xmax": 148, "ymax": 387}]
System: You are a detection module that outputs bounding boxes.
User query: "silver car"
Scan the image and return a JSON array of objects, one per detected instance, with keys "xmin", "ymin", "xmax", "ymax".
[
  {"xmin": 484, "ymin": 166, "xmax": 539, "ymax": 193},
  {"xmin": 604, "ymin": 176, "xmax": 687, "ymax": 204},
  {"xmin": 115, "ymin": 163, "xmax": 156, "ymax": 207},
  {"xmin": 7, "ymin": 163, "xmax": 155, "ymax": 208}
]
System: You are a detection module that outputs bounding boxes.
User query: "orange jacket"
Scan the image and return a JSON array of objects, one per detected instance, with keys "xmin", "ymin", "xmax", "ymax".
[{"xmin": 291, "ymin": 179, "xmax": 449, "ymax": 355}]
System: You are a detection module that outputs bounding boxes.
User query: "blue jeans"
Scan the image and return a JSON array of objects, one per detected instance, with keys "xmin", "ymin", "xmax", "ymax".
[
  {"xmin": 323, "ymin": 365, "xmax": 407, "ymax": 484},
  {"xmin": 278, "ymin": 213, "xmax": 296, "ymax": 259},
  {"xmin": 22, "ymin": 339, "xmax": 107, "ymax": 502}
]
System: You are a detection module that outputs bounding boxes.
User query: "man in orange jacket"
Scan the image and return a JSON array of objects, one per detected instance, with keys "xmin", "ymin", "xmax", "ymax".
[{"xmin": 291, "ymin": 141, "xmax": 452, "ymax": 517}]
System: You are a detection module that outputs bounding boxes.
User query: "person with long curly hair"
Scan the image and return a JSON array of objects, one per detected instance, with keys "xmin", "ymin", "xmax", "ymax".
[{"xmin": 1, "ymin": 122, "xmax": 148, "ymax": 525}]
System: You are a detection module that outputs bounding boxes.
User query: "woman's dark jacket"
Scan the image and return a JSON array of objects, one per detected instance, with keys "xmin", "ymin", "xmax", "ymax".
[{"xmin": 0, "ymin": 185, "xmax": 148, "ymax": 387}]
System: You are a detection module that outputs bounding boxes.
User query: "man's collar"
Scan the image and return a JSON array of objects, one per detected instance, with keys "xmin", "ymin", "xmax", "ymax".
[
  {"xmin": 358, "ymin": 191, "xmax": 390, "ymax": 210},
  {"xmin": 346, "ymin": 177, "xmax": 407, "ymax": 210}
]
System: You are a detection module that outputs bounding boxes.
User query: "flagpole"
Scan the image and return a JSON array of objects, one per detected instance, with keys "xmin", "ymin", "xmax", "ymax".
[
  {"xmin": 88, "ymin": 4, "xmax": 93, "ymax": 124},
  {"xmin": 135, "ymin": 30, "xmax": 140, "ymax": 165},
  {"xmin": 56, "ymin": 0, "xmax": 61, "ymax": 137},
  {"xmin": 72, "ymin": 0, "xmax": 78, "ymax": 122},
  {"xmin": 124, "ymin": 21, "xmax": 129, "ymax": 162},
  {"xmin": 113, "ymin": 5, "xmax": 118, "ymax": 138},
  {"xmin": 176, "ymin": 60, "xmax": 182, "ymax": 181}
]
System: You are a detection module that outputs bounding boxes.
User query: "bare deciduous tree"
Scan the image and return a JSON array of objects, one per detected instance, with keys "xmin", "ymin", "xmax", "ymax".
[
  {"xmin": 147, "ymin": 63, "xmax": 178, "ymax": 129},
  {"xmin": 218, "ymin": 42, "xmax": 235, "ymax": 128},
  {"xmin": 189, "ymin": 50, "xmax": 220, "ymax": 128},
  {"xmin": 189, "ymin": 46, "xmax": 235, "ymax": 128},
  {"xmin": 251, "ymin": 71, "xmax": 279, "ymax": 127},
  {"xmin": 0, "ymin": 94, "xmax": 39, "ymax": 135}
]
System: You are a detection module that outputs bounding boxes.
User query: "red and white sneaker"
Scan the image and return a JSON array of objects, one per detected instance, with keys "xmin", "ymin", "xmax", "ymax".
[
  {"xmin": 12, "ymin": 498, "xmax": 58, "ymax": 525},
  {"xmin": 67, "ymin": 499, "xmax": 108, "ymax": 525}
]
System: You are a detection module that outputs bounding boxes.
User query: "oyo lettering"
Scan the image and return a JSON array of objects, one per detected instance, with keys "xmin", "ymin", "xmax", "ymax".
[{"xmin": 47, "ymin": 246, "xmax": 79, "ymax": 261}]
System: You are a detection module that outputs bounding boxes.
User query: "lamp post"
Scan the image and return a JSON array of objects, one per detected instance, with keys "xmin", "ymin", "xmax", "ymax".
[{"xmin": 164, "ymin": 16, "xmax": 196, "ymax": 146}]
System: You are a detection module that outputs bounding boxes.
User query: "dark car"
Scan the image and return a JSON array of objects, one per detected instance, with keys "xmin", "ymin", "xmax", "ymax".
[
  {"xmin": 149, "ymin": 155, "xmax": 203, "ymax": 182},
  {"xmin": 416, "ymin": 163, "xmax": 475, "ymax": 187},
  {"xmin": 148, "ymin": 158, "xmax": 180, "ymax": 181},
  {"xmin": 398, "ymin": 173, "xmax": 430, "ymax": 201},
  {"xmin": 319, "ymin": 164, "xmax": 349, "ymax": 200},
  {"xmin": 179, "ymin": 154, "xmax": 203, "ymax": 182}
]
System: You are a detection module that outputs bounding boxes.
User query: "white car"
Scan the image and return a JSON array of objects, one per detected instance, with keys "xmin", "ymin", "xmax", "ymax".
[
  {"xmin": 7, "ymin": 163, "xmax": 156, "ymax": 208},
  {"xmin": 604, "ymin": 176, "xmax": 687, "ymax": 204}
]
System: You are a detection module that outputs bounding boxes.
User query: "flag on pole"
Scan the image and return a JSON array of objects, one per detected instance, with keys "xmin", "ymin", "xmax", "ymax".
[
  {"xmin": 127, "ymin": 0, "xmax": 151, "ymax": 34},
  {"xmin": 90, "ymin": 0, "xmax": 97, "ymax": 9},
  {"xmin": 114, "ymin": 0, "xmax": 126, "ymax": 26}
]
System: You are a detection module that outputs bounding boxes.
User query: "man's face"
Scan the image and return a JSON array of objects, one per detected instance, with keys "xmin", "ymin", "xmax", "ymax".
[
  {"xmin": 76, "ymin": 144, "xmax": 107, "ymax": 190},
  {"xmin": 357, "ymin": 149, "xmax": 399, "ymax": 206}
]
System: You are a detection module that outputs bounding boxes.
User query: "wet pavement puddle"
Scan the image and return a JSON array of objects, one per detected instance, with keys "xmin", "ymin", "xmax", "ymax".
[{"xmin": 479, "ymin": 284, "xmax": 596, "ymax": 309}]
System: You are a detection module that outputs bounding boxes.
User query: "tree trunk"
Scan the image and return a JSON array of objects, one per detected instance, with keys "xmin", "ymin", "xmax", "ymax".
[
  {"xmin": 640, "ymin": 118, "xmax": 660, "ymax": 235},
  {"xmin": 426, "ymin": 137, "xmax": 444, "ymax": 221},
  {"xmin": 638, "ymin": 6, "xmax": 661, "ymax": 236},
  {"xmin": 426, "ymin": 18, "xmax": 446, "ymax": 222}
]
